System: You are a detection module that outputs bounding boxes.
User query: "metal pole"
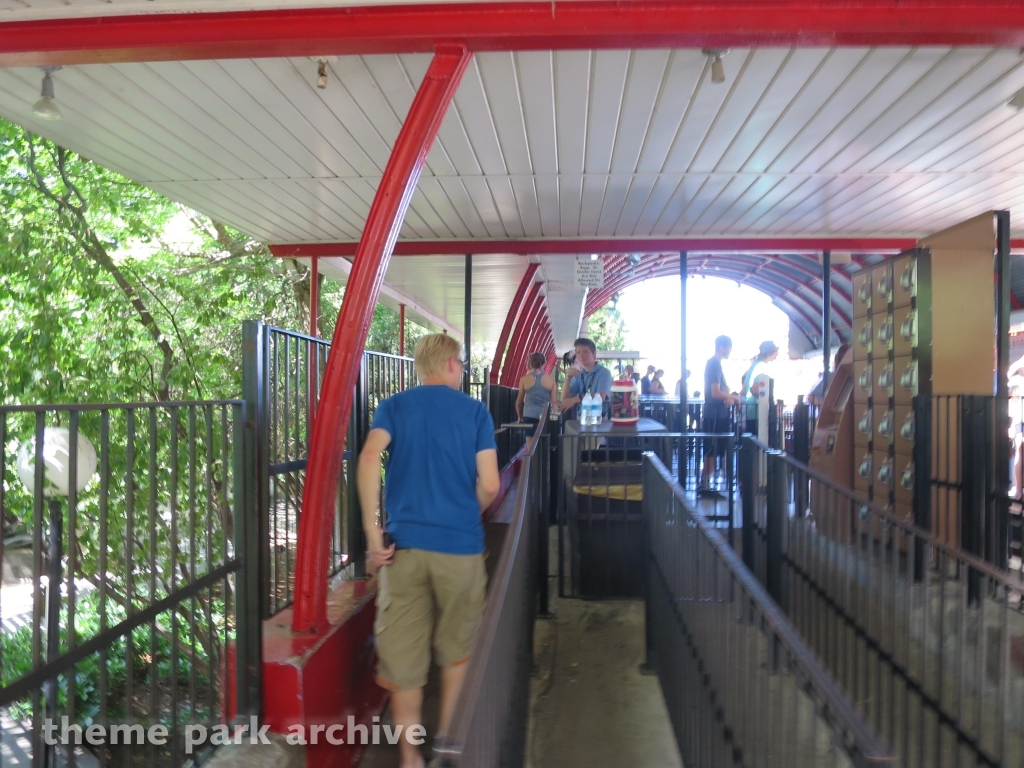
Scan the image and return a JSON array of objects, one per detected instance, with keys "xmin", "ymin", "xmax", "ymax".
[
  {"xmin": 679, "ymin": 251, "xmax": 687, "ymax": 482},
  {"xmin": 43, "ymin": 497, "xmax": 62, "ymax": 768},
  {"xmin": 309, "ymin": 255, "xmax": 319, "ymax": 339},
  {"xmin": 766, "ymin": 453, "xmax": 785, "ymax": 607},
  {"xmin": 464, "ymin": 253, "xmax": 473, "ymax": 394},
  {"xmin": 822, "ymin": 249, "xmax": 832, "ymax": 394},
  {"xmin": 995, "ymin": 210, "xmax": 1011, "ymax": 569},
  {"xmin": 740, "ymin": 439, "xmax": 756, "ymax": 573},
  {"xmin": 399, "ymin": 303, "xmax": 406, "ymax": 390}
]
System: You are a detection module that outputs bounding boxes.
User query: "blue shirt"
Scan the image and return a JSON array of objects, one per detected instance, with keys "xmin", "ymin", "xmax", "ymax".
[
  {"xmin": 371, "ymin": 385, "xmax": 497, "ymax": 555},
  {"xmin": 569, "ymin": 364, "xmax": 614, "ymax": 415}
]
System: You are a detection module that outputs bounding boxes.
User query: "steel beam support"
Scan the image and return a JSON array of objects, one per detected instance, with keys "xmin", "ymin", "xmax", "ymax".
[
  {"xmin": 501, "ymin": 283, "xmax": 543, "ymax": 386},
  {"xmin": 822, "ymin": 249, "xmax": 832, "ymax": 393},
  {"xmin": 584, "ymin": 255, "xmax": 854, "ymax": 329},
  {"xmin": 510, "ymin": 308, "xmax": 548, "ymax": 385},
  {"xmin": 13, "ymin": 3, "xmax": 1024, "ymax": 68},
  {"xmin": 399, "ymin": 302, "xmax": 406, "ymax": 390},
  {"xmin": 514, "ymin": 311, "xmax": 550, "ymax": 384},
  {"xmin": 490, "ymin": 264, "xmax": 539, "ymax": 384},
  {"xmin": 273, "ymin": 236, "xmax": 933, "ymax": 259},
  {"xmin": 291, "ymin": 45, "xmax": 472, "ymax": 634},
  {"xmin": 464, "ymin": 253, "xmax": 473, "ymax": 394},
  {"xmin": 517, "ymin": 320, "xmax": 550, "ymax": 382},
  {"xmin": 995, "ymin": 210, "xmax": 1011, "ymax": 568},
  {"xmin": 679, "ymin": 251, "xmax": 688, "ymax": 482}
]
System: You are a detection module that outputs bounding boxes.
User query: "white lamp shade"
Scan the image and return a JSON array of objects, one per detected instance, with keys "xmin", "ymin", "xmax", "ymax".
[{"xmin": 17, "ymin": 428, "xmax": 98, "ymax": 497}]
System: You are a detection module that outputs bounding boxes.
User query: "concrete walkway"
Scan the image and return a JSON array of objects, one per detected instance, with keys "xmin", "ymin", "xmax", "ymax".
[{"xmin": 525, "ymin": 597, "xmax": 684, "ymax": 768}]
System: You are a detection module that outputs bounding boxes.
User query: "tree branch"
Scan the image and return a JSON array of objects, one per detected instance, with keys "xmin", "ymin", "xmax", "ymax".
[{"xmin": 23, "ymin": 134, "xmax": 177, "ymax": 400}]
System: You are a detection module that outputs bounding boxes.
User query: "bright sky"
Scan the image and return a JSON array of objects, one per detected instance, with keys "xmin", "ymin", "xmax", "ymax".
[{"xmin": 613, "ymin": 275, "xmax": 824, "ymax": 404}]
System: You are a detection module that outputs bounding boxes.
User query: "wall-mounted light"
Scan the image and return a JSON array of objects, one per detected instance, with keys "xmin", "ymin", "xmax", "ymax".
[
  {"xmin": 1009, "ymin": 86, "xmax": 1024, "ymax": 111},
  {"xmin": 32, "ymin": 66, "xmax": 63, "ymax": 121},
  {"xmin": 702, "ymin": 49, "xmax": 728, "ymax": 84}
]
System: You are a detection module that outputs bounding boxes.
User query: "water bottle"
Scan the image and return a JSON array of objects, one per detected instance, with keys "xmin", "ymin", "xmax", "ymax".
[
  {"xmin": 581, "ymin": 392, "xmax": 595, "ymax": 426},
  {"xmin": 591, "ymin": 392, "xmax": 603, "ymax": 426}
]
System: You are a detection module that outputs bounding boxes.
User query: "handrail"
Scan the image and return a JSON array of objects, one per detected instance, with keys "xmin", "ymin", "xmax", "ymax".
[
  {"xmin": 433, "ymin": 403, "xmax": 548, "ymax": 762},
  {"xmin": 748, "ymin": 435, "xmax": 1023, "ymax": 588},
  {"xmin": 646, "ymin": 453, "xmax": 894, "ymax": 764}
]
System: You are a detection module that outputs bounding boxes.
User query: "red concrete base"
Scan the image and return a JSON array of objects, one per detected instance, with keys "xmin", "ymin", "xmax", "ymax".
[{"xmin": 262, "ymin": 579, "xmax": 388, "ymax": 768}]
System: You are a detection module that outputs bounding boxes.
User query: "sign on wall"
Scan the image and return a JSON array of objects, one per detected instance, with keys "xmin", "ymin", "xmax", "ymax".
[{"xmin": 574, "ymin": 256, "xmax": 604, "ymax": 289}]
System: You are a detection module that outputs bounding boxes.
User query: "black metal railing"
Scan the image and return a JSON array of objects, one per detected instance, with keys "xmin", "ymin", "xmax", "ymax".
[
  {"xmin": 557, "ymin": 432, "xmax": 680, "ymax": 599},
  {"xmin": 487, "ymin": 385, "xmax": 518, "ymax": 430},
  {"xmin": 922, "ymin": 395, "xmax": 1010, "ymax": 570},
  {"xmin": 745, "ymin": 436, "xmax": 1024, "ymax": 767},
  {"xmin": 431, "ymin": 412, "xmax": 548, "ymax": 768},
  {"xmin": 643, "ymin": 454, "xmax": 894, "ymax": 767},
  {"xmin": 243, "ymin": 321, "xmax": 417, "ymax": 615},
  {"xmin": 0, "ymin": 401, "xmax": 260, "ymax": 767}
]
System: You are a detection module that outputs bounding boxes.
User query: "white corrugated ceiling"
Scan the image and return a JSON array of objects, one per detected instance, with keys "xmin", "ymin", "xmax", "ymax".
[{"xmin": 2, "ymin": 46, "xmax": 1024, "ymax": 343}]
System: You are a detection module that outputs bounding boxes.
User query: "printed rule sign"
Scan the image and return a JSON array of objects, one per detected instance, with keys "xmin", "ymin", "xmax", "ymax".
[{"xmin": 574, "ymin": 256, "xmax": 605, "ymax": 289}]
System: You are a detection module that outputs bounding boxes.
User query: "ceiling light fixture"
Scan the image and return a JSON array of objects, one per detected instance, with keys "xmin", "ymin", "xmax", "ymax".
[
  {"xmin": 1009, "ymin": 86, "xmax": 1024, "ymax": 111},
  {"xmin": 32, "ymin": 66, "xmax": 63, "ymax": 121},
  {"xmin": 702, "ymin": 49, "xmax": 728, "ymax": 84}
]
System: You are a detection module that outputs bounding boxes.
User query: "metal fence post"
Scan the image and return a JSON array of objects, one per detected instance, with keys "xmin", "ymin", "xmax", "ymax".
[
  {"xmin": 350, "ymin": 353, "xmax": 370, "ymax": 578},
  {"xmin": 640, "ymin": 457, "xmax": 656, "ymax": 675},
  {"xmin": 793, "ymin": 397, "xmax": 809, "ymax": 463},
  {"xmin": 538, "ymin": 432, "xmax": 553, "ymax": 618},
  {"xmin": 234, "ymin": 401, "xmax": 263, "ymax": 722},
  {"xmin": 766, "ymin": 452, "xmax": 786, "ymax": 608},
  {"xmin": 242, "ymin": 321, "xmax": 270, "ymax": 619},
  {"xmin": 740, "ymin": 438, "xmax": 756, "ymax": 573},
  {"xmin": 43, "ymin": 497, "xmax": 62, "ymax": 768}
]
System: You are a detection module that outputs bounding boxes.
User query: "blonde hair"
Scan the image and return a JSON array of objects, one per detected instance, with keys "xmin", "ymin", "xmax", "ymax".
[{"xmin": 414, "ymin": 333, "xmax": 462, "ymax": 380}]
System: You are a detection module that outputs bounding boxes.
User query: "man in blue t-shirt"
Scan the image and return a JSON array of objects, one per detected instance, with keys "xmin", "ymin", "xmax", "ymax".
[
  {"xmin": 358, "ymin": 333, "xmax": 500, "ymax": 767},
  {"xmin": 560, "ymin": 337, "xmax": 614, "ymax": 418}
]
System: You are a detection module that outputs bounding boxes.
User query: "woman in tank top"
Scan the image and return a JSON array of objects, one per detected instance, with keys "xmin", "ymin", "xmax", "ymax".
[{"xmin": 516, "ymin": 352, "xmax": 560, "ymax": 426}]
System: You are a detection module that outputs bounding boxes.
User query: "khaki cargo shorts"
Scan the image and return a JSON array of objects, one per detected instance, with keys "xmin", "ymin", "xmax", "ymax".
[{"xmin": 374, "ymin": 549, "xmax": 487, "ymax": 692}]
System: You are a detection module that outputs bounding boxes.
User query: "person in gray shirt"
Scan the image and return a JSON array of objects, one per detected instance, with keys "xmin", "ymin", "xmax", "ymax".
[{"xmin": 516, "ymin": 352, "xmax": 559, "ymax": 427}]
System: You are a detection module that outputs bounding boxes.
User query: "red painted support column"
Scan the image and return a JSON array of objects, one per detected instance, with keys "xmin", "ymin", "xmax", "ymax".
[
  {"xmin": 309, "ymin": 255, "xmax": 320, "ymax": 426},
  {"xmin": 501, "ymin": 291, "xmax": 544, "ymax": 387},
  {"xmin": 292, "ymin": 45, "xmax": 472, "ymax": 633},
  {"xmin": 490, "ymin": 264, "xmax": 538, "ymax": 384}
]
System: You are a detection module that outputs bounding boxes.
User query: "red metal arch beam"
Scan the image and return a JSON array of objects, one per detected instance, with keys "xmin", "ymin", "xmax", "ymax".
[
  {"xmin": 584, "ymin": 257, "xmax": 851, "ymax": 335},
  {"xmin": 292, "ymin": 46, "xmax": 472, "ymax": 634},
  {"xmin": 12, "ymin": 2, "xmax": 1024, "ymax": 67},
  {"xmin": 583, "ymin": 252, "xmax": 852, "ymax": 325},
  {"xmin": 517, "ymin": 313, "xmax": 552, "ymax": 382},
  {"xmin": 490, "ymin": 263, "xmax": 538, "ymax": 384},
  {"xmin": 682, "ymin": 266, "xmax": 827, "ymax": 341},
  {"xmin": 500, "ymin": 288, "xmax": 544, "ymax": 386},
  {"xmin": 499, "ymin": 281, "xmax": 543, "ymax": 386},
  {"xmin": 585, "ymin": 262, "xmax": 830, "ymax": 343},
  {"xmin": 508, "ymin": 304, "xmax": 550, "ymax": 385},
  {"xmin": 516, "ymin": 319, "xmax": 551, "ymax": 381},
  {"xmin": 678, "ymin": 254, "xmax": 855, "ymax": 328}
]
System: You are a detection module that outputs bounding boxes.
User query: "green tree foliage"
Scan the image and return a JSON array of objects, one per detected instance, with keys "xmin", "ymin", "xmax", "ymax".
[
  {"xmin": 0, "ymin": 120, "xmax": 351, "ymax": 407},
  {"xmin": 587, "ymin": 294, "xmax": 629, "ymax": 352},
  {"xmin": 0, "ymin": 122, "xmax": 438, "ymax": 725}
]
